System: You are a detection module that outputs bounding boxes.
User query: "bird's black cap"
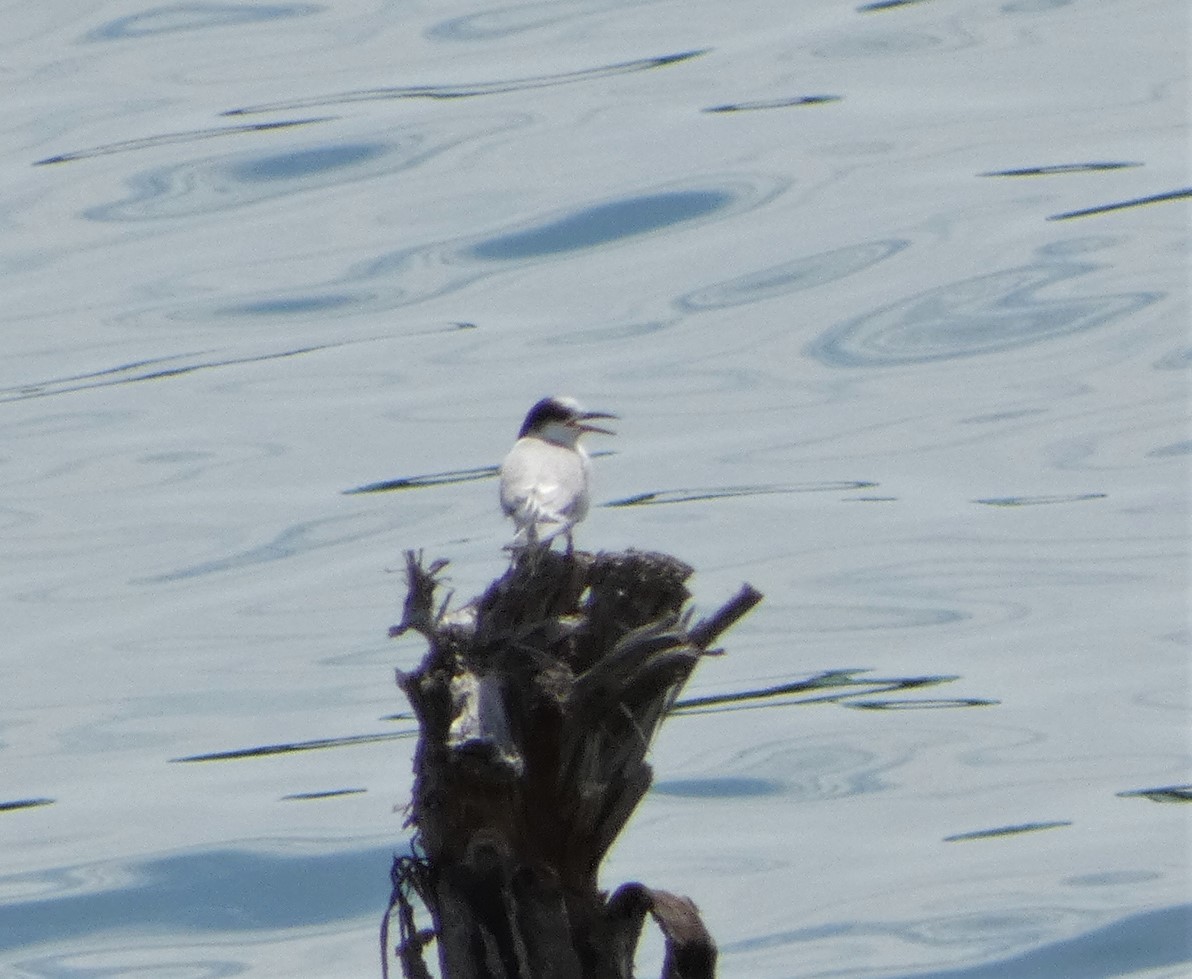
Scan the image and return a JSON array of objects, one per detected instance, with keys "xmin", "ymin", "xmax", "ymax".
[
  {"xmin": 517, "ymin": 396, "xmax": 616, "ymax": 438},
  {"xmin": 518, "ymin": 397, "xmax": 576, "ymax": 437}
]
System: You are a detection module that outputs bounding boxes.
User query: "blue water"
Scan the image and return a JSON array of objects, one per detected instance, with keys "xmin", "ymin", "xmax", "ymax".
[{"xmin": 1, "ymin": 1, "xmax": 1187, "ymax": 976}]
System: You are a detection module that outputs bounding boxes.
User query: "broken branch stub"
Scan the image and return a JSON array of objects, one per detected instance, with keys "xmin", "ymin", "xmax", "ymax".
[{"xmin": 389, "ymin": 548, "xmax": 761, "ymax": 978}]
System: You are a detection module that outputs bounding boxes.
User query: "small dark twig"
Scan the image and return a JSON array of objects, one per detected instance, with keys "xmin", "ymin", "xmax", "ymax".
[
  {"xmin": 689, "ymin": 583, "xmax": 762, "ymax": 649},
  {"xmin": 382, "ymin": 853, "xmax": 435, "ymax": 979},
  {"xmin": 381, "ymin": 854, "xmax": 401, "ymax": 979},
  {"xmin": 391, "ymin": 551, "xmax": 450, "ymax": 638}
]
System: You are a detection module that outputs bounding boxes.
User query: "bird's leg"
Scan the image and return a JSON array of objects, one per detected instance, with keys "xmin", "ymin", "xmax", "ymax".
[{"xmin": 564, "ymin": 529, "xmax": 574, "ymax": 557}]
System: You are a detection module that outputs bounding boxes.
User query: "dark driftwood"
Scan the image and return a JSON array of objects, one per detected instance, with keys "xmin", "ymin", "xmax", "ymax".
[{"xmin": 386, "ymin": 548, "xmax": 761, "ymax": 979}]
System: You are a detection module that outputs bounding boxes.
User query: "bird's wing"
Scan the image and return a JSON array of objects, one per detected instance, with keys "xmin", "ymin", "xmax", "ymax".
[{"xmin": 499, "ymin": 443, "xmax": 588, "ymax": 544}]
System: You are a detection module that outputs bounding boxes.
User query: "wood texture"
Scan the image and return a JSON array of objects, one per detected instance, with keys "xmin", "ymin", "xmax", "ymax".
[{"xmin": 386, "ymin": 548, "xmax": 761, "ymax": 978}]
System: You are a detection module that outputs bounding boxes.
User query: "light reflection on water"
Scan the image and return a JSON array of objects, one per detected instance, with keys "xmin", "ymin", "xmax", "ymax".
[{"xmin": 1, "ymin": 0, "xmax": 1187, "ymax": 976}]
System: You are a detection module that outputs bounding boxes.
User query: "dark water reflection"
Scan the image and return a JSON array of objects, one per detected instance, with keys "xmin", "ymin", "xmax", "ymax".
[
  {"xmin": 345, "ymin": 464, "xmax": 499, "ymax": 495},
  {"xmin": 673, "ymin": 669, "xmax": 996, "ymax": 714},
  {"xmin": 0, "ymin": 844, "xmax": 398, "ymax": 952},
  {"xmin": 858, "ymin": 0, "xmax": 933, "ymax": 10},
  {"xmin": 1118, "ymin": 784, "xmax": 1192, "ymax": 804},
  {"xmin": 468, "ymin": 190, "xmax": 733, "ymax": 261},
  {"xmin": 1146, "ymin": 440, "xmax": 1192, "ymax": 458},
  {"xmin": 168, "ymin": 174, "xmax": 783, "ymax": 323},
  {"xmin": 0, "ymin": 797, "xmax": 54, "ymax": 813},
  {"xmin": 653, "ymin": 776, "xmax": 785, "ymax": 798},
  {"xmin": 605, "ymin": 481, "xmax": 878, "ymax": 507},
  {"xmin": 1049, "ymin": 187, "xmax": 1192, "ymax": 221},
  {"xmin": 173, "ymin": 730, "xmax": 411, "ymax": 763},
  {"xmin": 225, "ymin": 292, "xmax": 365, "ymax": 316},
  {"xmin": 974, "ymin": 493, "xmax": 1106, "ymax": 507},
  {"xmin": 980, "ymin": 161, "xmax": 1141, "ymax": 177},
  {"xmin": 86, "ymin": 116, "xmax": 523, "ymax": 221},
  {"xmin": 281, "ymin": 788, "xmax": 368, "ymax": 801},
  {"xmin": 226, "ymin": 143, "xmax": 386, "ymax": 182},
  {"xmin": 943, "ymin": 821, "xmax": 1072, "ymax": 842},
  {"xmin": 703, "ymin": 94, "xmax": 841, "ymax": 112}
]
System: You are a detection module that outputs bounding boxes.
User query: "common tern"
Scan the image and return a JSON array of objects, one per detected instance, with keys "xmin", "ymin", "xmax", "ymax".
[{"xmin": 499, "ymin": 396, "xmax": 616, "ymax": 552}]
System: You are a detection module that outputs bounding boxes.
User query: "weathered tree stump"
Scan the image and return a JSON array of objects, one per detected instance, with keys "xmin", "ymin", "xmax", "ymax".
[{"xmin": 386, "ymin": 548, "xmax": 762, "ymax": 979}]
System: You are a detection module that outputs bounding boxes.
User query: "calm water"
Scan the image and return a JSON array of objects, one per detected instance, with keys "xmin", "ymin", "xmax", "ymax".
[{"xmin": 2, "ymin": 1, "xmax": 1189, "ymax": 976}]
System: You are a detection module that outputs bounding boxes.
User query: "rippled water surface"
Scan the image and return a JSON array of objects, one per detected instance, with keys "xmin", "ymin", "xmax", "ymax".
[{"xmin": 2, "ymin": 2, "xmax": 1188, "ymax": 976}]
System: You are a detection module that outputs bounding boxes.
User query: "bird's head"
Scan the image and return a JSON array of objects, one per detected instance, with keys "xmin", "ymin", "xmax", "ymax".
[{"xmin": 518, "ymin": 396, "xmax": 617, "ymax": 446}]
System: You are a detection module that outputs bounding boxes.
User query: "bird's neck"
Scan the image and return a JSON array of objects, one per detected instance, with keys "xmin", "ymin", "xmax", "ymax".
[{"xmin": 534, "ymin": 423, "xmax": 582, "ymax": 449}]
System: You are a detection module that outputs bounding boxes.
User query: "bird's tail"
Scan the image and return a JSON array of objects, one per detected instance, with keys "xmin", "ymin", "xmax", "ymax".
[{"xmin": 505, "ymin": 504, "xmax": 572, "ymax": 552}]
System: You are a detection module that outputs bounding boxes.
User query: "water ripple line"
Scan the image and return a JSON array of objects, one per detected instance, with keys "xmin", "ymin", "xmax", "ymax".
[
  {"xmin": 172, "ymin": 730, "xmax": 413, "ymax": 763},
  {"xmin": 86, "ymin": 114, "xmax": 526, "ymax": 222},
  {"xmin": 806, "ymin": 261, "xmax": 1161, "ymax": 367},
  {"xmin": 344, "ymin": 466, "xmax": 499, "ymax": 495},
  {"xmin": 426, "ymin": 0, "xmax": 660, "ymax": 41},
  {"xmin": 858, "ymin": 0, "xmax": 933, "ymax": 11},
  {"xmin": 0, "ymin": 336, "xmax": 399, "ymax": 404},
  {"xmin": 974, "ymin": 493, "xmax": 1107, "ymax": 507},
  {"xmin": 676, "ymin": 238, "xmax": 909, "ymax": 312},
  {"xmin": 703, "ymin": 95, "xmax": 841, "ymax": 113},
  {"xmin": 33, "ymin": 117, "xmax": 330, "ymax": 167},
  {"xmin": 83, "ymin": 2, "xmax": 321, "ymax": 41},
  {"xmin": 281, "ymin": 788, "xmax": 368, "ymax": 801},
  {"xmin": 980, "ymin": 161, "xmax": 1142, "ymax": 177},
  {"xmin": 671, "ymin": 669, "xmax": 996, "ymax": 715},
  {"xmin": 221, "ymin": 49, "xmax": 708, "ymax": 116},
  {"xmin": 604, "ymin": 481, "xmax": 878, "ymax": 507},
  {"xmin": 1117, "ymin": 784, "xmax": 1192, "ymax": 804},
  {"xmin": 943, "ymin": 821, "xmax": 1073, "ymax": 842},
  {"xmin": 0, "ymin": 798, "xmax": 55, "ymax": 814},
  {"xmin": 1049, "ymin": 187, "xmax": 1192, "ymax": 221}
]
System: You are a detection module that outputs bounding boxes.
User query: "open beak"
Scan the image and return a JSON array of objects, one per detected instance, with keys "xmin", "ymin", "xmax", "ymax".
[{"xmin": 574, "ymin": 411, "xmax": 617, "ymax": 436}]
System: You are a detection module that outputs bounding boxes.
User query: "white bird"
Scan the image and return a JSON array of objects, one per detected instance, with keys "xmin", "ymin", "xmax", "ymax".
[{"xmin": 499, "ymin": 396, "xmax": 616, "ymax": 552}]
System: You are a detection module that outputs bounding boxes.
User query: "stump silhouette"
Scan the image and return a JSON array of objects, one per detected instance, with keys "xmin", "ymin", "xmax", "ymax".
[{"xmin": 387, "ymin": 548, "xmax": 761, "ymax": 979}]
